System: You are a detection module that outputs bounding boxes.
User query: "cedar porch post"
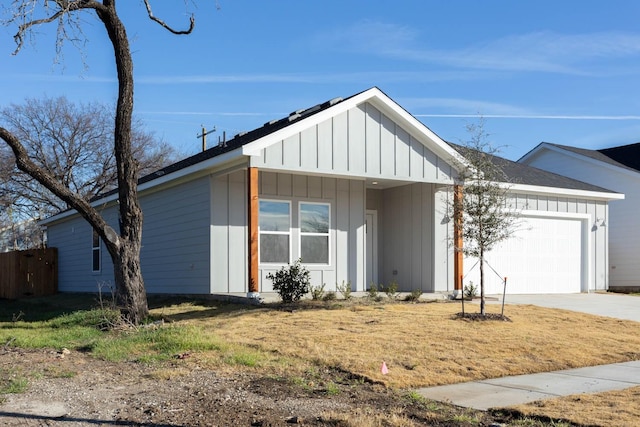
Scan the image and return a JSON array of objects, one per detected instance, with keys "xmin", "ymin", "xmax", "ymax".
[
  {"xmin": 248, "ymin": 167, "xmax": 260, "ymax": 298},
  {"xmin": 453, "ymin": 184, "xmax": 464, "ymax": 296}
]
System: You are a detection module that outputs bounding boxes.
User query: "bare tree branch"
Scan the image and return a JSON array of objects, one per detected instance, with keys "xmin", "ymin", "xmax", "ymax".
[
  {"xmin": 12, "ymin": 9, "xmax": 64, "ymax": 54},
  {"xmin": 0, "ymin": 125, "xmax": 120, "ymax": 249},
  {"xmin": 143, "ymin": 0, "xmax": 195, "ymax": 35}
]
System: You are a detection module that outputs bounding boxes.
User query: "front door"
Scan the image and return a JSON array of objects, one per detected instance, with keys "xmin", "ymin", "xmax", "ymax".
[{"xmin": 365, "ymin": 210, "xmax": 378, "ymax": 289}]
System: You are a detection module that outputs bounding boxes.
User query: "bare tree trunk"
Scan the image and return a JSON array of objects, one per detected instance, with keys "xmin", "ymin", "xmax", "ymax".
[
  {"xmin": 112, "ymin": 240, "xmax": 148, "ymax": 325},
  {"xmin": 96, "ymin": 2, "xmax": 147, "ymax": 323}
]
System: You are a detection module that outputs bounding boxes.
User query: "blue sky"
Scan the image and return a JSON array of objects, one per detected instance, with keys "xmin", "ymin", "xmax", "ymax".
[{"xmin": 2, "ymin": 1, "xmax": 640, "ymax": 161}]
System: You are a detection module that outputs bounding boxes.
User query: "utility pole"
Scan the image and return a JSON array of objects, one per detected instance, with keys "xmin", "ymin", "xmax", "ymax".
[{"xmin": 196, "ymin": 125, "xmax": 216, "ymax": 151}]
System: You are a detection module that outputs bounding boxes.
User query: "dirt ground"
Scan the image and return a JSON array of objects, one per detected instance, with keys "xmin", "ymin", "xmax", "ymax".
[{"xmin": 0, "ymin": 348, "xmax": 531, "ymax": 427}]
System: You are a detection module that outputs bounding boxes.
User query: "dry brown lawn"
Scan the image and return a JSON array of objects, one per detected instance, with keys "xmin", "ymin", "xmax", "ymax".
[
  {"xmin": 166, "ymin": 299, "xmax": 640, "ymax": 389},
  {"xmin": 148, "ymin": 297, "xmax": 640, "ymax": 426},
  {"xmin": 508, "ymin": 386, "xmax": 640, "ymax": 426}
]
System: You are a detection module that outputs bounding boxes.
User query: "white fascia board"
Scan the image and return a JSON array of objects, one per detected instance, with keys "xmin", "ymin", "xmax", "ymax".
[
  {"xmin": 507, "ymin": 182, "xmax": 625, "ymax": 201},
  {"xmin": 242, "ymin": 87, "xmax": 469, "ymax": 171},
  {"xmin": 40, "ymin": 147, "xmax": 245, "ymax": 226},
  {"xmin": 364, "ymin": 91, "xmax": 469, "ymax": 170},
  {"xmin": 517, "ymin": 142, "xmax": 553, "ymax": 163}
]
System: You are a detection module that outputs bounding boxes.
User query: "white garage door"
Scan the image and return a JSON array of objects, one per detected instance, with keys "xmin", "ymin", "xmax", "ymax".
[{"xmin": 463, "ymin": 216, "xmax": 584, "ymax": 294}]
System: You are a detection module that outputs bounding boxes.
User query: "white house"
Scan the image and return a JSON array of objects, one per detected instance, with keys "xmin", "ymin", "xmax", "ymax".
[
  {"xmin": 41, "ymin": 88, "xmax": 623, "ymax": 297},
  {"xmin": 519, "ymin": 142, "xmax": 640, "ymax": 291}
]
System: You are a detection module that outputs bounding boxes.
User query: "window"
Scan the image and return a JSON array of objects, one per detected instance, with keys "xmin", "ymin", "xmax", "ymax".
[
  {"xmin": 92, "ymin": 230, "xmax": 101, "ymax": 272},
  {"xmin": 299, "ymin": 202, "xmax": 330, "ymax": 264},
  {"xmin": 259, "ymin": 200, "xmax": 290, "ymax": 263}
]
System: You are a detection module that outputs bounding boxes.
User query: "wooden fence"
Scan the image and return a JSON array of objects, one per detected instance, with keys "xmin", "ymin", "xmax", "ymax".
[{"xmin": 0, "ymin": 248, "xmax": 57, "ymax": 299}]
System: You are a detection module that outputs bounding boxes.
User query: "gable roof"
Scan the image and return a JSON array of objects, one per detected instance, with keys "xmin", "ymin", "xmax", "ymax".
[
  {"xmin": 42, "ymin": 89, "xmax": 623, "ymax": 225},
  {"xmin": 450, "ymin": 143, "xmax": 617, "ymax": 194},
  {"xmin": 139, "ymin": 86, "xmax": 467, "ymax": 187},
  {"xmin": 521, "ymin": 142, "xmax": 640, "ymax": 174}
]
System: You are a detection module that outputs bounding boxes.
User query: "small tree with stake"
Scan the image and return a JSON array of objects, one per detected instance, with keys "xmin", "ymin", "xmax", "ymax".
[{"xmin": 453, "ymin": 120, "xmax": 520, "ymax": 316}]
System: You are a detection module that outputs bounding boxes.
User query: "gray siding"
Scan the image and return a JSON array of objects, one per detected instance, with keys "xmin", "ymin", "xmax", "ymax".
[
  {"xmin": 48, "ymin": 177, "xmax": 212, "ymax": 294},
  {"xmin": 257, "ymin": 102, "xmax": 455, "ymax": 183},
  {"xmin": 374, "ymin": 183, "xmax": 435, "ymax": 291},
  {"xmin": 258, "ymin": 171, "xmax": 365, "ymax": 292},
  {"xmin": 47, "ymin": 211, "xmax": 116, "ymax": 293},
  {"xmin": 211, "ymin": 170, "xmax": 248, "ymax": 293},
  {"xmin": 140, "ymin": 176, "xmax": 211, "ymax": 294}
]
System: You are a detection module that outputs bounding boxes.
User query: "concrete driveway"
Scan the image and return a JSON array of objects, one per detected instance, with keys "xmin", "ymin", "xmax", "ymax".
[{"xmin": 489, "ymin": 292, "xmax": 640, "ymax": 322}]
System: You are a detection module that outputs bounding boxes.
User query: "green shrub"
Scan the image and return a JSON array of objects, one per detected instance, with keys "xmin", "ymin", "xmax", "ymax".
[
  {"xmin": 266, "ymin": 259, "xmax": 310, "ymax": 303},
  {"xmin": 337, "ymin": 281, "xmax": 352, "ymax": 300},
  {"xmin": 322, "ymin": 291, "xmax": 337, "ymax": 301},
  {"xmin": 367, "ymin": 283, "xmax": 383, "ymax": 302},
  {"xmin": 310, "ymin": 284, "xmax": 326, "ymax": 300},
  {"xmin": 464, "ymin": 282, "xmax": 478, "ymax": 299},
  {"xmin": 385, "ymin": 281, "xmax": 399, "ymax": 300},
  {"xmin": 405, "ymin": 289, "xmax": 423, "ymax": 302}
]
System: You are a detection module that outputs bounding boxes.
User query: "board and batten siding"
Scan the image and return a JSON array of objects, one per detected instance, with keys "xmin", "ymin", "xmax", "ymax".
[
  {"xmin": 524, "ymin": 149, "xmax": 636, "ymax": 289},
  {"xmin": 255, "ymin": 102, "xmax": 456, "ymax": 183},
  {"xmin": 367, "ymin": 183, "xmax": 436, "ymax": 291},
  {"xmin": 432, "ymin": 188, "xmax": 609, "ymax": 292},
  {"xmin": 139, "ymin": 176, "xmax": 211, "ymax": 294},
  {"xmin": 210, "ymin": 170, "xmax": 248, "ymax": 293},
  {"xmin": 255, "ymin": 171, "xmax": 366, "ymax": 292}
]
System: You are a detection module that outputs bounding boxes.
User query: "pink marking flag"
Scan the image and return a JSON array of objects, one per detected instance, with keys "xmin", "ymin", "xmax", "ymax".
[{"xmin": 381, "ymin": 361, "xmax": 389, "ymax": 375}]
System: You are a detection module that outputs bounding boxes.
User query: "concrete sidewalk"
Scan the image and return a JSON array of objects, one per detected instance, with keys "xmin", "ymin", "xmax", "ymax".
[{"xmin": 415, "ymin": 361, "xmax": 640, "ymax": 410}]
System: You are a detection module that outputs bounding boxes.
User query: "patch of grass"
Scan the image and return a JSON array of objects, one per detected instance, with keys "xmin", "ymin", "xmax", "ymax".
[
  {"xmin": 450, "ymin": 412, "xmax": 480, "ymax": 424},
  {"xmin": 48, "ymin": 308, "xmax": 121, "ymax": 330},
  {"xmin": 291, "ymin": 376, "xmax": 313, "ymax": 391},
  {"xmin": 319, "ymin": 410, "xmax": 419, "ymax": 427},
  {"xmin": 325, "ymin": 381, "xmax": 340, "ymax": 395},
  {"xmin": 404, "ymin": 390, "xmax": 427, "ymax": 405},
  {"xmin": 43, "ymin": 367, "xmax": 76, "ymax": 379},
  {"xmin": 92, "ymin": 325, "xmax": 221, "ymax": 363},
  {"xmin": 0, "ymin": 369, "xmax": 29, "ymax": 394},
  {"xmin": 224, "ymin": 349, "xmax": 261, "ymax": 367}
]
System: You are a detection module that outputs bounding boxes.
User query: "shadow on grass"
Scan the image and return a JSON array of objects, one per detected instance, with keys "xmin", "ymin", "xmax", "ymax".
[
  {"xmin": 0, "ymin": 292, "xmax": 450, "ymax": 324},
  {"xmin": 0, "ymin": 293, "xmax": 266, "ymax": 324}
]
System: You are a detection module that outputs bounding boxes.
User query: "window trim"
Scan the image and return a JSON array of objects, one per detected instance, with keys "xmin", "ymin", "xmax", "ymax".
[
  {"xmin": 258, "ymin": 199, "xmax": 292, "ymax": 264},
  {"xmin": 298, "ymin": 201, "xmax": 331, "ymax": 265},
  {"xmin": 91, "ymin": 229, "xmax": 101, "ymax": 273}
]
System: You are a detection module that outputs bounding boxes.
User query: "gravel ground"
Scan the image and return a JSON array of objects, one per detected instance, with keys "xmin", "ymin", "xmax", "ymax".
[{"xmin": 0, "ymin": 348, "xmax": 534, "ymax": 426}]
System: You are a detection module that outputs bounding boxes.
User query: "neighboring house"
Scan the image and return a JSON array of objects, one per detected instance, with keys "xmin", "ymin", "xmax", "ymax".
[
  {"xmin": 519, "ymin": 142, "xmax": 640, "ymax": 291},
  {"xmin": 0, "ymin": 219, "xmax": 43, "ymax": 252},
  {"xmin": 41, "ymin": 88, "xmax": 623, "ymax": 297}
]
